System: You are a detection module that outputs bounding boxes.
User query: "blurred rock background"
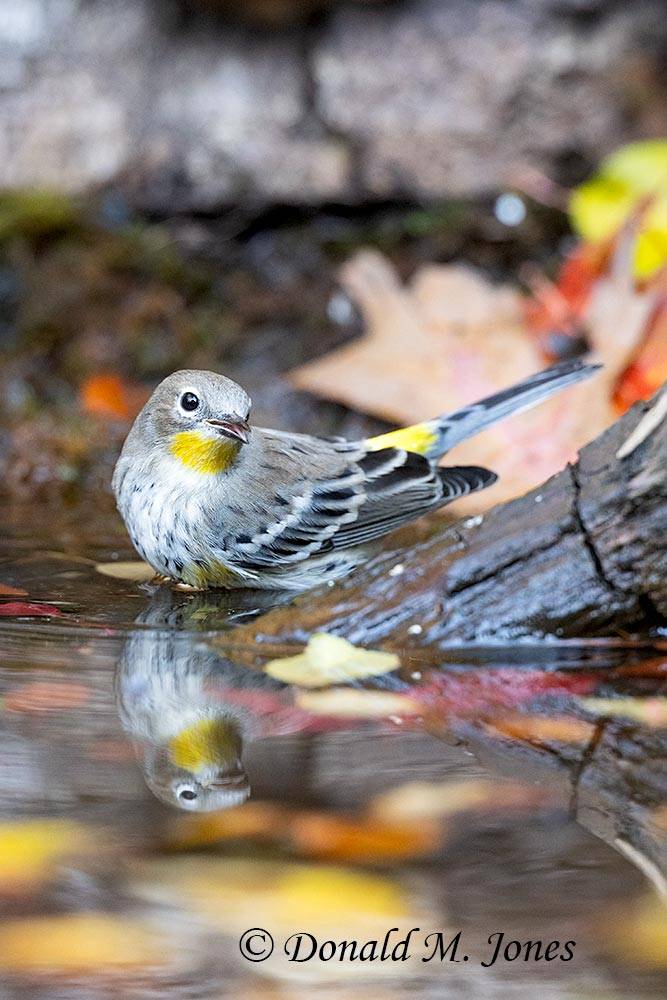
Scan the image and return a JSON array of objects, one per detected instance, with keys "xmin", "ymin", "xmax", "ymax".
[
  {"xmin": 0, "ymin": 0, "xmax": 664, "ymax": 208},
  {"xmin": 0, "ymin": 0, "xmax": 665, "ymax": 501}
]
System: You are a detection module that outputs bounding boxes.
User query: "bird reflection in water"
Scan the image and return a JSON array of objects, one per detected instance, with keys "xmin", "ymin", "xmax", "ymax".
[{"xmin": 115, "ymin": 588, "xmax": 279, "ymax": 811}]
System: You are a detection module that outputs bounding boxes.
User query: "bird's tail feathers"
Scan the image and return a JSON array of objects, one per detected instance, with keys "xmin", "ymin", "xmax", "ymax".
[{"xmin": 367, "ymin": 359, "xmax": 600, "ymax": 461}]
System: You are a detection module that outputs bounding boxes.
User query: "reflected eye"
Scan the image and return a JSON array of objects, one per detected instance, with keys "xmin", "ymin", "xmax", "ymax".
[
  {"xmin": 178, "ymin": 788, "xmax": 197, "ymax": 802},
  {"xmin": 180, "ymin": 391, "xmax": 199, "ymax": 413}
]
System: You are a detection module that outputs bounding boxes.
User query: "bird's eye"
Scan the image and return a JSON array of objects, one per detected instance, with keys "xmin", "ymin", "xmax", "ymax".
[
  {"xmin": 180, "ymin": 392, "xmax": 199, "ymax": 412},
  {"xmin": 178, "ymin": 788, "xmax": 197, "ymax": 802}
]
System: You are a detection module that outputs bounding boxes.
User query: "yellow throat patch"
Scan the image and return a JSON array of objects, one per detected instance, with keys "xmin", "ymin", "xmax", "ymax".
[
  {"xmin": 168, "ymin": 718, "xmax": 239, "ymax": 772},
  {"xmin": 170, "ymin": 430, "xmax": 239, "ymax": 474},
  {"xmin": 367, "ymin": 422, "xmax": 438, "ymax": 457}
]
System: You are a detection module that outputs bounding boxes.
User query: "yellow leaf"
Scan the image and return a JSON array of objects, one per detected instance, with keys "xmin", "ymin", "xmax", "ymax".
[
  {"xmin": 569, "ymin": 140, "xmax": 667, "ymax": 278},
  {"xmin": 265, "ymin": 633, "xmax": 400, "ymax": 688},
  {"xmin": 133, "ymin": 858, "xmax": 413, "ymax": 933},
  {"xmin": 0, "ymin": 914, "xmax": 165, "ymax": 972},
  {"xmin": 276, "ymin": 866, "xmax": 406, "ymax": 924},
  {"xmin": 0, "ymin": 819, "xmax": 94, "ymax": 892}
]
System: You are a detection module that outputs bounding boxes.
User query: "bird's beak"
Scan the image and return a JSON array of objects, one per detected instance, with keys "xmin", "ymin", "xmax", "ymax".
[{"xmin": 206, "ymin": 416, "xmax": 251, "ymax": 444}]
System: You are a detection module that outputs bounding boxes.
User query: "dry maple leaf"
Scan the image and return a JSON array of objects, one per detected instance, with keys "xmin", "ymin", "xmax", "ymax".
[{"xmin": 291, "ymin": 234, "xmax": 661, "ymax": 512}]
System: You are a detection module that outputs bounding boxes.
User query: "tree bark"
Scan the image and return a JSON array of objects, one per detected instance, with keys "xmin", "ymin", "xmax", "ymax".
[{"xmin": 219, "ymin": 393, "xmax": 666, "ymax": 652}]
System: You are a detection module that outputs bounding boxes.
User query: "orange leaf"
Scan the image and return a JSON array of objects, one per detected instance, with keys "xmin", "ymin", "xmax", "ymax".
[
  {"xmin": 613, "ymin": 301, "xmax": 667, "ymax": 412},
  {"xmin": 0, "ymin": 582, "xmax": 28, "ymax": 596},
  {"xmin": 166, "ymin": 802, "xmax": 289, "ymax": 850},
  {"xmin": 80, "ymin": 374, "xmax": 148, "ymax": 421},
  {"xmin": 485, "ymin": 713, "xmax": 596, "ymax": 746},
  {"xmin": 290, "ymin": 812, "xmax": 440, "ymax": 862}
]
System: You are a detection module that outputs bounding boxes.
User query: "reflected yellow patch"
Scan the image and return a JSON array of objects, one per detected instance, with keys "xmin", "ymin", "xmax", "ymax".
[
  {"xmin": 170, "ymin": 430, "xmax": 239, "ymax": 474},
  {"xmin": 168, "ymin": 718, "xmax": 239, "ymax": 772},
  {"xmin": 367, "ymin": 422, "xmax": 438, "ymax": 456}
]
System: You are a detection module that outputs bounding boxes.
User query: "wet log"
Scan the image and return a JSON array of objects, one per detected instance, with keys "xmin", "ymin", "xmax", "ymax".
[{"xmin": 221, "ymin": 392, "xmax": 666, "ymax": 650}]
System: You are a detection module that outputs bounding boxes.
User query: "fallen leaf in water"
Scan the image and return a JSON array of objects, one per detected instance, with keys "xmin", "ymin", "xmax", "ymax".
[
  {"xmin": 296, "ymin": 687, "xmax": 419, "ymax": 718},
  {"xmin": 131, "ymin": 857, "xmax": 437, "ymax": 980},
  {"xmin": 369, "ymin": 779, "xmax": 539, "ymax": 823},
  {"xmin": 0, "ymin": 582, "xmax": 28, "ymax": 596},
  {"xmin": 485, "ymin": 713, "xmax": 596, "ymax": 746},
  {"xmin": 80, "ymin": 374, "xmax": 148, "ymax": 422},
  {"xmin": 0, "ymin": 601, "xmax": 63, "ymax": 617},
  {"xmin": 569, "ymin": 140, "xmax": 667, "ymax": 279},
  {"xmin": 0, "ymin": 819, "xmax": 94, "ymax": 892},
  {"xmin": 134, "ymin": 857, "xmax": 414, "ymax": 933},
  {"xmin": 265, "ymin": 633, "xmax": 400, "ymax": 688},
  {"xmin": 577, "ymin": 697, "xmax": 667, "ymax": 728},
  {"xmin": 290, "ymin": 812, "xmax": 440, "ymax": 862},
  {"xmin": 0, "ymin": 914, "xmax": 165, "ymax": 973},
  {"xmin": 4, "ymin": 681, "xmax": 91, "ymax": 714},
  {"xmin": 95, "ymin": 561, "xmax": 155, "ymax": 581}
]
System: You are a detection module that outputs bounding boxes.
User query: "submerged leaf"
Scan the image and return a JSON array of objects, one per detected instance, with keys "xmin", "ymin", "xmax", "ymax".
[
  {"xmin": 0, "ymin": 601, "xmax": 63, "ymax": 617},
  {"xmin": 289, "ymin": 812, "xmax": 439, "ymax": 862},
  {"xmin": 0, "ymin": 819, "xmax": 94, "ymax": 892},
  {"xmin": 0, "ymin": 914, "xmax": 165, "ymax": 972}
]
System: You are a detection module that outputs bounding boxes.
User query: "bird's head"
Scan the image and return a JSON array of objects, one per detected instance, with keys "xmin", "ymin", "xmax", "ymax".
[{"xmin": 135, "ymin": 370, "xmax": 252, "ymax": 474}]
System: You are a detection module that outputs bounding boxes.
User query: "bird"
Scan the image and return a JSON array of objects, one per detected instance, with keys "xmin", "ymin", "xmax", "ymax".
[{"xmin": 112, "ymin": 359, "xmax": 600, "ymax": 592}]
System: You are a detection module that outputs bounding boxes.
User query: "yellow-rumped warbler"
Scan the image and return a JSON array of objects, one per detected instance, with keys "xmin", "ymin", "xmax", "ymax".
[{"xmin": 112, "ymin": 360, "xmax": 599, "ymax": 591}]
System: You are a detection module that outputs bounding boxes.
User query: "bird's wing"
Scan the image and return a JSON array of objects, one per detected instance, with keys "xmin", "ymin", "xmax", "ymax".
[{"xmin": 225, "ymin": 438, "xmax": 495, "ymax": 571}]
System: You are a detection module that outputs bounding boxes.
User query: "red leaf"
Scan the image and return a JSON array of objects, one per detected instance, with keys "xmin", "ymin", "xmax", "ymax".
[
  {"xmin": 0, "ymin": 602, "xmax": 63, "ymax": 618},
  {"xmin": 415, "ymin": 669, "xmax": 598, "ymax": 718}
]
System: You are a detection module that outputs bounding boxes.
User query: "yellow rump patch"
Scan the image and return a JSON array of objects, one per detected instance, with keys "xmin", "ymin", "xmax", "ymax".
[
  {"xmin": 170, "ymin": 430, "xmax": 239, "ymax": 475},
  {"xmin": 168, "ymin": 718, "xmax": 239, "ymax": 772},
  {"xmin": 366, "ymin": 423, "xmax": 438, "ymax": 457}
]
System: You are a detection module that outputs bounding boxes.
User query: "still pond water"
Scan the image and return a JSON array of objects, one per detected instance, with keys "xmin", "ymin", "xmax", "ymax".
[{"xmin": 0, "ymin": 503, "xmax": 665, "ymax": 998}]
